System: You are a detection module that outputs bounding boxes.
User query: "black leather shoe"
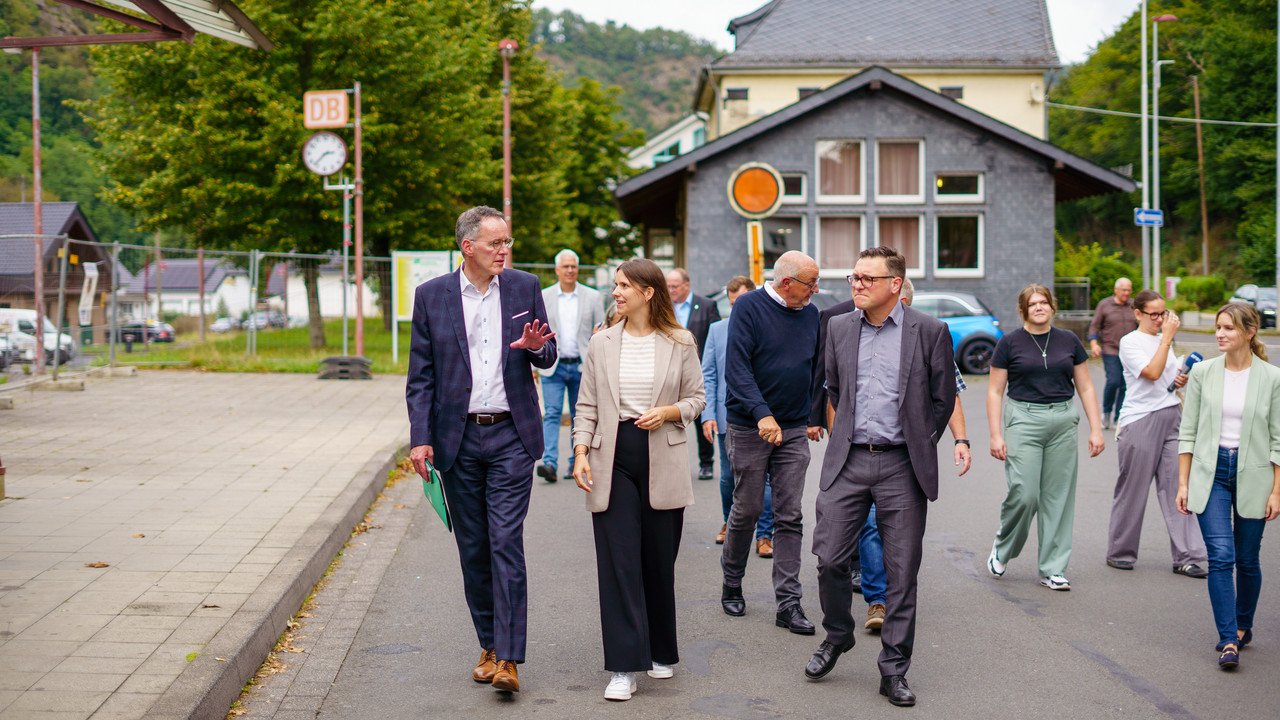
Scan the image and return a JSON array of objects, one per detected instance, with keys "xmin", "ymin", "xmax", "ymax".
[
  {"xmin": 535, "ymin": 462, "xmax": 557, "ymax": 483},
  {"xmin": 852, "ymin": 569, "xmax": 863, "ymax": 595},
  {"xmin": 804, "ymin": 639, "xmax": 854, "ymax": 680},
  {"xmin": 776, "ymin": 605, "xmax": 815, "ymax": 635},
  {"xmin": 721, "ymin": 584, "xmax": 745, "ymax": 617},
  {"xmin": 879, "ymin": 675, "xmax": 916, "ymax": 706}
]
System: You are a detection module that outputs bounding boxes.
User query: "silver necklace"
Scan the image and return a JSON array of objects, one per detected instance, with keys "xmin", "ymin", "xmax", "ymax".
[{"xmin": 1029, "ymin": 330, "xmax": 1050, "ymax": 369}]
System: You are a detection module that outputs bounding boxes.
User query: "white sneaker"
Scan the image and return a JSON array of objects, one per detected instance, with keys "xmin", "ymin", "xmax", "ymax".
[
  {"xmin": 1040, "ymin": 574, "xmax": 1071, "ymax": 591},
  {"xmin": 987, "ymin": 540, "xmax": 1006, "ymax": 577},
  {"xmin": 648, "ymin": 662, "xmax": 673, "ymax": 679},
  {"xmin": 605, "ymin": 672, "xmax": 636, "ymax": 701}
]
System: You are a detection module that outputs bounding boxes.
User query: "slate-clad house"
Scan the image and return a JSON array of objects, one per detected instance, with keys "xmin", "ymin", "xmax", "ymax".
[
  {"xmin": 615, "ymin": 65, "xmax": 1135, "ymax": 329},
  {"xmin": 0, "ymin": 202, "xmax": 114, "ymax": 334}
]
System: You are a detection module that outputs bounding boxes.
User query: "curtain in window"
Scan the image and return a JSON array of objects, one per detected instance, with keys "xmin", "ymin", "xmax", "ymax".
[
  {"xmin": 878, "ymin": 216, "xmax": 920, "ymax": 268},
  {"xmin": 819, "ymin": 141, "xmax": 861, "ymax": 196},
  {"xmin": 937, "ymin": 216, "xmax": 979, "ymax": 269},
  {"xmin": 819, "ymin": 217, "xmax": 861, "ymax": 268},
  {"xmin": 878, "ymin": 142, "xmax": 919, "ymax": 196}
]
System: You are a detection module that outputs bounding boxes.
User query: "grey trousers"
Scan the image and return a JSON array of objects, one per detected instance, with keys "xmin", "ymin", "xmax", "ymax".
[
  {"xmin": 1108, "ymin": 404, "xmax": 1207, "ymax": 566},
  {"xmin": 813, "ymin": 446, "xmax": 926, "ymax": 678},
  {"xmin": 721, "ymin": 424, "xmax": 810, "ymax": 611}
]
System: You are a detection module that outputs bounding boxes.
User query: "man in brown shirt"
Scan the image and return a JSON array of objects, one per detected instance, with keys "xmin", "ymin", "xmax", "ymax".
[{"xmin": 1087, "ymin": 277, "xmax": 1137, "ymax": 428}]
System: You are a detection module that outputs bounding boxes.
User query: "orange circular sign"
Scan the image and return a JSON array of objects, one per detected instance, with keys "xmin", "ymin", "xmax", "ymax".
[{"xmin": 727, "ymin": 163, "xmax": 784, "ymax": 219}]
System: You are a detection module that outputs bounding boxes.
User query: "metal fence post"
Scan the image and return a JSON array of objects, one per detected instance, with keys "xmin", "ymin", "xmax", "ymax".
[
  {"xmin": 109, "ymin": 241, "xmax": 119, "ymax": 368},
  {"xmin": 52, "ymin": 235, "xmax": 69, "ymax": 380}
]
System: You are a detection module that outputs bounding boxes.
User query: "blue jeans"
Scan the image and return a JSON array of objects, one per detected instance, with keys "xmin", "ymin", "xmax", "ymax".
[
  {"xmin": 1102, "ymin": 354, "xmax": 1126, "ymax": 416},
  {"xmin": 540, "ymin": 362, "xmax": 581, "ymax": 469},
  {"xmin": 1196, "ymin": 448, "xmax": 1267, "ymax": 646},
  {"xmin": 859, "ymin": 505, "xmax": 886, "ymax": 605},
  {"xmin": 718, "ymin": 433, "xmax": 772, "ymax": 538}
]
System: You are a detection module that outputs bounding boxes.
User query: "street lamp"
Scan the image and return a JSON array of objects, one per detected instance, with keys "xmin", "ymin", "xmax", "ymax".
[
  {"xmin": 1152, "ymin": 14, "xmax": 1178, "ymax": 295},
  {"xmin": 499, "ymin": 39, "xmax": 518, "ymax": 268},
  {"xmin": 1140, "ymin": 1, "xmax": 1150, "ymax": 290}
]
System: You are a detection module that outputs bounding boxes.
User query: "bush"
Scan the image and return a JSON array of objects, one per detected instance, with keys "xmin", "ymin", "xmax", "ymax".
[
  {"xmin": 1176, "ymin": 276, "xmax": 1227, "ymax": 310},
  {"xmin": 1055, "ymin": 237, "xmax": 1139, "ymax": 307}
]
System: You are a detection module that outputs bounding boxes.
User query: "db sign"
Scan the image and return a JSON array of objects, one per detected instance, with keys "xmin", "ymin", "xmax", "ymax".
[{"xmin": 303, "ymin": 90, "xmax": 349, "ymax": 129}]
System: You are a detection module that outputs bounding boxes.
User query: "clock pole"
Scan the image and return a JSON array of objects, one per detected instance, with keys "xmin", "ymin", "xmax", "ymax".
[{"xmin": 353, "ymin": 81, "xmax": 364, "ymax": 357}]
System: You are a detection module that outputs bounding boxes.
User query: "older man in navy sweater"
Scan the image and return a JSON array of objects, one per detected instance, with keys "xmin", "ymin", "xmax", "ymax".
[{"xmin": 720, "ymin": 251, "xmax": 825, "ymax": 635}]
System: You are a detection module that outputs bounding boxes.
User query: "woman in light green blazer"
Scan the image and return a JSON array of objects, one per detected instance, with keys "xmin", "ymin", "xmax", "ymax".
[{"xmin": 1177, "ymin": 302, "xmax": 1280, "ymax": 670}]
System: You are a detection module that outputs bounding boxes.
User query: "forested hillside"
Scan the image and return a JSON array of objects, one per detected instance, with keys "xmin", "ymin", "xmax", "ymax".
[
  {"xmin": 531, "ymin": 8, "xmax": 718, "ymax": 137},
  {"xmin": 1050, "ymin": 0, "xmax": 1277, "ymax": 286}
]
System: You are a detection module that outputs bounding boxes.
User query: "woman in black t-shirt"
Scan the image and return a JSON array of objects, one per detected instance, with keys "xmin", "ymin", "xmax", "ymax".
[{"xmin": 984, "ymin": 284, "xmax": 1105, "ymax": 592}]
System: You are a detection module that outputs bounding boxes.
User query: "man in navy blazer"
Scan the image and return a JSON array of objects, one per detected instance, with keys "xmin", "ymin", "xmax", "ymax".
[
  {"xmin": 406, "ymin": 206, "xmax": 556, "ymax": 694},
  {"xmin": 668, "ymin": 268, "xmax": 722, "ymax": 478}
]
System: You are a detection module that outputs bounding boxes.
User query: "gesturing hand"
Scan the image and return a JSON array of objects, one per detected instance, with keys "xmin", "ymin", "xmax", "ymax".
[{"xmin": 511, "ymin": 320, "xmax": 555, "ymax": 351}]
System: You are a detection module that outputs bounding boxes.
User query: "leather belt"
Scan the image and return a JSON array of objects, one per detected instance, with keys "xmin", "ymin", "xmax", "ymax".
[
  {"xmin": 856, "ymin": 443, "xmax": 907, "ymax": 453},
  {"xmin": 467, "ymin": 412, "xmax": 512, "ymax": 425},
  {"xmin": 558, "ymin": 357, "xmax": 581, "ymax": 364}
]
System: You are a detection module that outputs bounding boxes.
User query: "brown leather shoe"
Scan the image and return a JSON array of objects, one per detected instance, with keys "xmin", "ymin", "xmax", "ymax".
[
  {"xmin": 492, "ymin": 660, "xmax": 520, "ymax": 692},
  {"xmin": 716, "ymin": 523, "xmax": 727, "ymax": 544},
  {"xmin": 865, "ymin": 602, "xmax": 885, "ymax": 631},
  {"xmin": 756, "ymin": 536, "xmax": 774, "ymax": 558},
  {"xmin": 473, "ymin": 649, "xmax": 498, "ymax": 683}
]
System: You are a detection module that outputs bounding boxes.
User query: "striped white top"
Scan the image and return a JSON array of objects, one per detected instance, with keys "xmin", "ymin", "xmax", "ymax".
[{"xmin": 618, "ymin": 330, "xmax": 657, "ymax": 420}]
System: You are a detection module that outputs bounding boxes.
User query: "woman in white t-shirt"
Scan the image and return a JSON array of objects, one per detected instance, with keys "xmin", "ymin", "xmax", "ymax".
[
  {"xmin": 1106, "ymin": 290, "xmax": 1207, "ymax": 577},
  {"xmin": 1177, "ymin": 302, "xmax": 1280, "ymax": 670}
]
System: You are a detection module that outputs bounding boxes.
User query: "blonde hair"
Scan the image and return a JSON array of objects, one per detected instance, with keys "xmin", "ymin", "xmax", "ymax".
[{"xmin": 1216, "ymin": 302, "xmax": 1269, "ymax": 361}]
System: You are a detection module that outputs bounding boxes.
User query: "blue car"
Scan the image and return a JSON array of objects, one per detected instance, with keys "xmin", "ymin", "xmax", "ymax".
[{"xmin": 911, "ymin": 291, "xmax": 1003, "ymax": 374}]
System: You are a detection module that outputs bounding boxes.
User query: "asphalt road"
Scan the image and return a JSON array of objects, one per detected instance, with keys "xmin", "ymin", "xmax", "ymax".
[{"xmin": 242, "ymin": 362, "xmax": 1278, "ymax": 720}]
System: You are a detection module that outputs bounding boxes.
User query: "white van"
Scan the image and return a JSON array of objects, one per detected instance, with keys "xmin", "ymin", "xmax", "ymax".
[{"xmin": 0, "ymin": 309, "xmax": 76, "ymax": 362}]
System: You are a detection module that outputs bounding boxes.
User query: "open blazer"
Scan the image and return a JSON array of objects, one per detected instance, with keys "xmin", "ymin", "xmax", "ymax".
[
  {"xmin": 572, "ymin": 323, "xmax": 707, "ymax": 512},
  {"xmin": 1178, "ymin": 354, "xmax": 1280, "ymax": 518}
]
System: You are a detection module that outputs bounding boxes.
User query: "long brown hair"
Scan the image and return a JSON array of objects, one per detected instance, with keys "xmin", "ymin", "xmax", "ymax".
[
  {"xmin": 1216, "ymin": 302, "xmax": 1269, "ymax": 361},
  {"xmin": 615, "ymin": 258, "xmax": 688, "ymax": 342},
  {"xmin": 1016, "ymin": 283, "xmax": 1056, "ymax": 320}
]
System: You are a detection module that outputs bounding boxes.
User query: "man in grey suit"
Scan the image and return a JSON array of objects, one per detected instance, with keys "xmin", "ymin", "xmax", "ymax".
[
  {"xmin": 804, "ymin": 247, "xmax": 955, "ymax": 708},
  {"xmin": 536, "ymin": 249, "xmax": 607, "ymax": 482}
]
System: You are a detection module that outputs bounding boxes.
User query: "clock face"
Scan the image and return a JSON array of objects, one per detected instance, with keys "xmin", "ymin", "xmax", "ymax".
[{"xmin": 302, "ymin": 131, "xmax": 348, "ymax": 176}]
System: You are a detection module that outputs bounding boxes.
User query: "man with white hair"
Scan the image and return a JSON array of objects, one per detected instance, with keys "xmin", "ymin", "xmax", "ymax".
[
  {"xmin": 536, "ymin": 249, "xmax": 606, "ymax": 482},
  {"xmin": 720, "ymin": 251, "xmax": 825, "ymax": 636}
]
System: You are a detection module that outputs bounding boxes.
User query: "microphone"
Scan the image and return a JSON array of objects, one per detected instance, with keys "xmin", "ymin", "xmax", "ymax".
[{"xmin": 1167, "ymin": 352, "xmax": 1204, "ymax": 392}]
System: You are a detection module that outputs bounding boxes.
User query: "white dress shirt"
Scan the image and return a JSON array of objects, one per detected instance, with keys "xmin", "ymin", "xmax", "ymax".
[
  {"xmin": 557, "ymin": 286, "xmax": 581, "ymax": 359},
  {"xmin": 460, "ymin": 269, "xmax": 509, "ymax": 413}
]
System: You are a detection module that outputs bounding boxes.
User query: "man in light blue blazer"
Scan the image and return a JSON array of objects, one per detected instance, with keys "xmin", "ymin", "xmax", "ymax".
[
  {"xmin": 537, "ymin": 249, "xmax": 607, "ymax": 482},
  {"xmin": 701, "ymin": 276, "xmax": 773, "ymax": 555}
]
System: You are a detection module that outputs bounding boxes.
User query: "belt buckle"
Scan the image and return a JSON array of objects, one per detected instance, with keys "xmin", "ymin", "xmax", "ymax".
[
  {"xmin": 868, "ymin": 444, "xmax": 883, "ymax": 454},
  {"xmin": 475, "ymin": 413, "xmax": 494, "ymax": 425}
]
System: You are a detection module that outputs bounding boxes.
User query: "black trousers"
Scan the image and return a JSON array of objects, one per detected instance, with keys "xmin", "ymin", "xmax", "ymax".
[
  {"xmin": 697, "ymin": 426, "xmax": 715, "ymax": 469},
  {"xmin": 592, "ymin": 420, "xmax": 684, "ymax": 672}
]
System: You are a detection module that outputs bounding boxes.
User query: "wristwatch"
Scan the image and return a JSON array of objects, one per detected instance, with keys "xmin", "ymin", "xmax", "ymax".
[{"xmin": 954, "ymin": 439, "xmax": 971, "ymax": 447}]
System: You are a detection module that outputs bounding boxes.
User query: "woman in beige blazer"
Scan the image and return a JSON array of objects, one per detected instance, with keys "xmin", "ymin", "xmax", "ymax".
[
  {"xmin": 1177, "ymin": 303, "xmax": 1280, "ymax": 670},
  {"xmin": 571, "ymin": 258, "xmax": 705, "ymax": 702}
]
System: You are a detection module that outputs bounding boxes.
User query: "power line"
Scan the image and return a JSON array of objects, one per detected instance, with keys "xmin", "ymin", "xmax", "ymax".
[{"xmin": 1047, "ymin": 101, "xmax": 1277, "ymax": 127}]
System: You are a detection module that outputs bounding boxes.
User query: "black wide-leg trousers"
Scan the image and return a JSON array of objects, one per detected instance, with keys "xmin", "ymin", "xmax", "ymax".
[{"xmin": 592, "ymin": 420, "xmax": 684, "ymax": 672}]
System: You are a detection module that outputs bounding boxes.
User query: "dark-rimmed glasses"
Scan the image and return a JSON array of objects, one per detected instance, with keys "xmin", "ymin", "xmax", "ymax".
[
  {"xmin": 1140, "ymin": 309, "xmax": 1168, "ymax": 320},
  {"xmin": 846, "ymin": 274, "xmax": 894, "ymax": 287}
]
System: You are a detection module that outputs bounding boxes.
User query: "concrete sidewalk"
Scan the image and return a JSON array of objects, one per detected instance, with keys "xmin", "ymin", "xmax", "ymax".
[{"xmin": 0, "ymin": 371, "xmax": 408, "ymax": 719}]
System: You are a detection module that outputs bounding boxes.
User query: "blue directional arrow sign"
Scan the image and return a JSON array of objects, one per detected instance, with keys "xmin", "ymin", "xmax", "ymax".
[{"xmin": 1134, "ymin": 208, "xmax": 1164, "ymax": 227}]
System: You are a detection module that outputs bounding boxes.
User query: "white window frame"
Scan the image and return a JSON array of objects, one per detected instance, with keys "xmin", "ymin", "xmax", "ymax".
[
  {"xmin": 781, "ymin": 173, "xmax": 807, "ymax": 204},
  {"xmin": 934, "ymin": 172, "xmax": 984, "ymax": 203},
  {"xmin": 873, "ymin": 213, "xmax": 925, "ymax": 278},
  {"xmin": 933, "ymin": 213, "xmax": 985, "ymax": 279},
  {"xmin": 874, "ymin": 139, "xmax": 926, "ymax": 204},
  {"xmin": 814, "ymin": 214, "xmax": 865, "ymax": 279},
  {"xmin": 815, "ymin": 139, "xmax": 866, "ymax": 205}
]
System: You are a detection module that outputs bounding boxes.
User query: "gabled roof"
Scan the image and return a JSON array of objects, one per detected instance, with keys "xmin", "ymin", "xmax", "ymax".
[
  {"xmin": 616, "ymin": 66, "xmax": 1135, "ymax": 221},
  {"xmin": 627, "ymin": 112, "xmax": 708, "ymax": 164},
  {"xmin": 0, "ymin": 202, "xmax": 100, "ymax": 276},
  {"xmin": 719, "ymin": 0, "xmax": 1059, "ymax": 70},
  {"xmin": 123, "ymin": 257, "xmax": 245, "ymax": 295}
]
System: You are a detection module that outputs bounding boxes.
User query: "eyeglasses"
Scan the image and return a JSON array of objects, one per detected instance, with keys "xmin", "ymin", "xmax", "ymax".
[
  {"xmin": 786, "ymin": 276, "xmax": 819, "ymax": 292},
  {"xmin": 846, "ymin": 274, "xmax": 894, "ymax": 287},
  {"xmin": 473, "ymin": 238, "xmax": 515, "ymax": 252},
  {"xmin": 1140, "ymin": 309, "xmax": 1168, "ymax": 320}
]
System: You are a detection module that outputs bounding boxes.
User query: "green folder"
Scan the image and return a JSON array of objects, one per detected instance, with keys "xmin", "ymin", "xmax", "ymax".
[{"xmin": 422, "ymin": 462, "xmax": 452, "ymax": 532}]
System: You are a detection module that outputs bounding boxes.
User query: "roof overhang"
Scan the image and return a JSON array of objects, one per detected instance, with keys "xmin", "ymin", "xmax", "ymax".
[
  {"xmin": 622, "ymin": 66, "xmax": 1135, "ymax": 223},
  {"xmin": 1, "ymin": 0, "xmax": 273, "ymax": 51}
]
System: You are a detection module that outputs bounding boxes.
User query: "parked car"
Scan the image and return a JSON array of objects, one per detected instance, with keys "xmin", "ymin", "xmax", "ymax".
[
  {"xmin": 246, "ymin": 310, "xmax": 287, "ymax": 330},
  {"xmin": 1229, "ymin": 285, "xmax": 1277, "ymax": 328},
  {"xmin": 910, "ymin": 291, "xmax": 1003, "ymax": 374},
  {"xmin": 115, "ymin": 320, "xmax": 174, "ymax": 344},
  {"xmin": 0, "ymin": 308, "xmax": 77, "ymax": 360},
  {"xmin": 709, "ymin": 285, "xmax": 841, "ymax": 318},
  {"xmin": 209, "ymin": 317, "xmax": 240, "ymax": 333}
]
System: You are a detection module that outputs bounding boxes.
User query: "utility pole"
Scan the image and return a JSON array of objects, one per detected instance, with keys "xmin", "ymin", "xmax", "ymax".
[
  {"xmin": 32, "ymin": 46, "xmax": 45, "ymax": 374},
  {"xmin": 499, "ymin": 39, "xmax": 518, "ymax": 267},
  {"xmin": 1192, "ymin": 76, "xmax": 1210, "ymax": 275},
  {"xmin": 353, "ymin": 81, "xmax": 364, "ymax": 357}
]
